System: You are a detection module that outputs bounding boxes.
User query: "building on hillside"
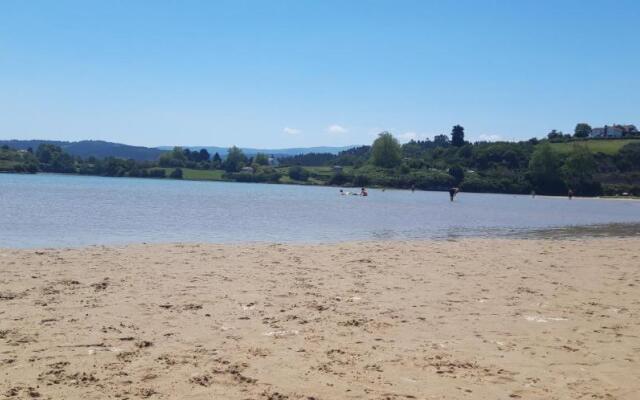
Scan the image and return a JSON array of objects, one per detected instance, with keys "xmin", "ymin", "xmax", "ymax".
[
  {"xmin": 590, "ymin": 125, "xmax": 624, "ymax": 138},
  {"xmin": 268, "ymin": 156, "xmax": 279, "ymax": 166},
  {"xmin": 616, "ymin": 124, "xmax": 638, "ymax": 135},
  {"xmin": 240, "ymin": 166, "xmax": 254, "ymax": 174}
]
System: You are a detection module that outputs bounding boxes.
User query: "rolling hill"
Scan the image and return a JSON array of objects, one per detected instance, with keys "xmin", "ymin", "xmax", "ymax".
[
  {"xmin": 155, "ymin": 145, "xmax": 357, "ymax": 157},
  {"xmin": 1, "ymin": 140, "xmax": 358, "ymax": 161},
  {"xmin": 0, "ymin": 140, "xmax": 165, "ymax": 161},
  {"xmin": 549, "ymin": 138, "xmax": 640, "ymax": 155}
]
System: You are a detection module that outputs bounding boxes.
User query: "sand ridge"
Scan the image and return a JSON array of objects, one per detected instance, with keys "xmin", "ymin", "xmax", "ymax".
[{"xmin": 1, "ymin": 239, "xmax": 639, "ymax": 399}]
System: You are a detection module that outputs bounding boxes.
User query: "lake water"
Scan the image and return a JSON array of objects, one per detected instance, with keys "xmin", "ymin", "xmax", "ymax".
[{"xmin": 1, "ymin": 173, "xmax": 640, "ymax": 248}]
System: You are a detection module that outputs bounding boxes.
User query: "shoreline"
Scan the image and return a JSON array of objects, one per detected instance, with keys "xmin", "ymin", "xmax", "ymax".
[
  {"xmin": 1, "ymin": 238, "xmax": 639, "ymax": 399},
  {"xmin": 2, "ymin": 221, "xmax": 640, "ymax": 251},
  {"xmin": 5, "ymin": 171, "xmax": 640, "ymax": 201}
]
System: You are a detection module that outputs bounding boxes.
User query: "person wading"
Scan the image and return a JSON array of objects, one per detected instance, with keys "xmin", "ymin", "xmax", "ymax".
[{"xmin": 449, "ymin": 187, "xmax": 459, "ymax": 202}]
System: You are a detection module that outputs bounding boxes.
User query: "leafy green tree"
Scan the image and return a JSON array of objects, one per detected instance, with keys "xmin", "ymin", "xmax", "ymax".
[
  {"xmin": 371, "ymin": 132, "xmax": 402, "ymax": 168},
  {"xmin": 562, "ymin": 145, "xmax": 596, "ymax": 182},
  {"xmin": 562, "ymin": 145, "xmax": 600, "ymax": 194},
  {"xmin": 528, "ymin": 143, "xmax": 565, "ymax": 194},
  {"xmin": 617, "ymin": 142, "xmax": 640, "ymax": 171},
  {"xmin": 574, "ymin": 123, "xmax": 592, "ymax": 138},
  {"xmin": 198, "ymin": 148, "xmax": 210, "ymax": 161},
  {"xmin": 51, "ymin": 152, "xmax": 75, "ymax": 173},
  {"xmin": 159, "ymin": 146, "xmax": 188, "ymax": 167},
  {"xmin": 448, "ymin": 165, "xmax": 465, "ymax": 184},
  {"xmin": 451, "ymin": 125, "xmax": 465, "ymax": 147},
  {"xmin": 36, "ymin": 144, "xmax": 61, "ymax": 164},
  {"xmin": 172, "ymin": 147, "xmax": 186, "ymax": 160},
  {"xmin": 547, "ymin": 130, "xmax": 563, "ymax": 140},
  {"xmin": 254, "ymin": 153, "xmax": 269, "ymax": 166},
  {"xmin": 148, "ymin": 168, "xmax": 166, "ymax": 178},
  {"xmin": 170, "ymin": 167, "xmax": 184, "ymax": 179},
  {"xmin": 433, "ymin": 134, "xmax": 450, "ymax": 146},
  {"xmin": 328, "ymin": 171, "xmax": 351, "ymax": 186},
  {"xmin": 288, "ymin": 165, "xmax": 309, "ymax": 181},
  {"xmin": 224, "ymin": 146, "xmax": 246, "ymax": 172},
  {"xmin": 212, "ymin": 152, "xmax": 222, "ymax": 169}
]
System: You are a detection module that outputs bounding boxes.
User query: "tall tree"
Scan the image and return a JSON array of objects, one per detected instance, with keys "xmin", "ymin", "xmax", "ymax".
[
  {"xmin": 212, "ymin": 152, "xmax": 222, "ymax": 169},
  {"xmin": 562, "ymin": 145, "xmax": 599, "ymax": 194},
  {"xmin": 224, "ymin": 146, "xmax": 246, "ymax": 172},
  {"xmin": 433, "ymin": 134, "xmax": 450, "ymax": 146},
  {"xmin": 254, "ymin": 153, "xmax": 269, "ymax": 166},
  {"xmin": 528, "ymin": 143, "xmax": 564, "ymax": 194},
  {"xmin": 371, "ymin": 132, "xmax": 402, "ymax": 168},
  {"xmin": 451, "ymin": 125, "xmax": 465, "ymax": 147},
  {"xmin": 574, "ymin": 123, "xmax": 592, "ymax": 138},
  {"xmin": 198, "ymin": 148, "xmax": 210, "ymax": 162},
  {"xmin": 562, "ymin": 145, "xmax": 596, "ymax": 184},
  {"xmin": 547, "ymin": 130, "xmax": 563, "ymax": 140},
  {"xmin": 617, "ymin": 142, "xmax": 640, "ymax": 171}
]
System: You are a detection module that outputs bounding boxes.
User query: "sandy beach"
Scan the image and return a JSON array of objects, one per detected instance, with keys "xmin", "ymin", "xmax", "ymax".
[{"xmin": 1, "ymin": 238, "xmax": 639, "ymax": 399}]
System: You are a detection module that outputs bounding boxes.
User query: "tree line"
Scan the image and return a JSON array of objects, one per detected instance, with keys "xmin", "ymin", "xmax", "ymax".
[
  {"xmin": 2, "ymin": 123, "xmax": 640, "ymax": 196},
  {"xmin": 278, "ymin": 124, "xmax": 640, "ymax": 196}
]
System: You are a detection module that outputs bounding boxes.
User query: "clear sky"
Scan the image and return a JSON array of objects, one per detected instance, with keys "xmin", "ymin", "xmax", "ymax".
[{"xmin": 1, "ymin": 0, "xmax": 638, "ymax": 148}]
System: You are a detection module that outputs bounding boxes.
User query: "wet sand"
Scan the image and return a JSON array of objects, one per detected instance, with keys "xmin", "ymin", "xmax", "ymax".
[{"xmin": 1, "ymin": 239, "xmax": 639, "ymax": 399}]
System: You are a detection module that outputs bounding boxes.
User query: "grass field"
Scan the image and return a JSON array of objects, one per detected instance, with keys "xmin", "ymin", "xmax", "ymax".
[
  {"xmin": 550, "ymin": 138, "xmax": 639, "ymax": 155},
  {"xmin": 0, "ymin": 160, "xmax": 19, "ymax": 171},
  {"xmin": 156, "ymin": 168, "xmax": 226, "ymax": 181},
  {"xmin": 181, "ymin": 168, "xmax": 225, "ymax": 180}
]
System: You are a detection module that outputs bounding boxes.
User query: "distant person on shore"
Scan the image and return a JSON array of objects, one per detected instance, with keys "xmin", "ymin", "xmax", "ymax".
[
  {"xmin": 411, "ymin": 184, "xmax": 415, "ymax": 193},
  {"xmin": 360, "ymin": 187, "xmax": 368, "ymax": 197},
  {"xmin": 531, "ymin": 190, "xmax": 536, "ymax": 198},
  {"xmin": 449, "ymin": 187, "xmax": 459, "ymax": 202},
  {"xmin": 568, "ymin": 189, "xmax": 574, "ymax": 200}
]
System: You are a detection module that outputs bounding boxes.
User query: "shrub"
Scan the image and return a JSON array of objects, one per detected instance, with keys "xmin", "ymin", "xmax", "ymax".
[
  {"xmin": 352, "ymin": 174, "xmax": 370, "ymax": 187},
  {"xmin": 147, "ymin": 169, "xmax": 166, "ymax": 178},
  {"xmin": 328, "ymin": 172, "xmax": 351, "ymax": 186},
  {"xmin": 288, "ymin": 166, "xmax": 309, "ymax": 181},
  {"xmin": 170, "ymin": 168, "xmax": 184, "ymax": 179}
]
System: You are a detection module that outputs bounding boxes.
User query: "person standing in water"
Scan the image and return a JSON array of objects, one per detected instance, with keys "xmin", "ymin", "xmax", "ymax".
[
  {"xmin": 568, "ymin": 189, "xmax": 574, "ymax": 200},
  {"xmin": 449, "ymin": 187, "xmax": 459, "ymax": 202}
]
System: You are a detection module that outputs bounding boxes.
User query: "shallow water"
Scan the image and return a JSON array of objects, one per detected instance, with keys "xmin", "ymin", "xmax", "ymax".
[{"xmin": 1, "ymin": 173, "xmax": 640, "ymax": 248}]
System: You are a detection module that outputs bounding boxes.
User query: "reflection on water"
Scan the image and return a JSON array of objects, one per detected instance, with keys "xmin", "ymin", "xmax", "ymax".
[{"xmin": 2, "ymin": 173, "xmax": 640, "ymax": 248}]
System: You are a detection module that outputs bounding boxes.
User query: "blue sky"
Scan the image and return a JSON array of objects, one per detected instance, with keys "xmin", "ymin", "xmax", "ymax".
[{"xmin": 1, "ymin": 0, "xmax": 638, "ymax": 148}]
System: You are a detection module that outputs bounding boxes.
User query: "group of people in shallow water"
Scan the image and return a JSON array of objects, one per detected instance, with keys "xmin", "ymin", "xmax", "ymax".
[
  {"xmin": 340, "ymin": 188, "xmax": 368, "ymax": 197},
  {"xmin": 343, "ymin": 186, "xmax": 577, "ymax": 201},
  {"xmin": 341, "ymin": 186, "xmax": 463, "ymax": 201},
  {"xmin": 532, "ymin": 189, "xmax": 574, "ymax": 199}
]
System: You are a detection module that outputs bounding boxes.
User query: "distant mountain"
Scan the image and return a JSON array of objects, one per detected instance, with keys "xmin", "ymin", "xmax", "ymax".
[
  {"xmin": 156, "ymin": 145, "xmax": 357, "ymax": 157},
  {"xmin": 0, "ymin": 140, "xmax": 165, "ymax": 161},
  {"xmin": 1, "ymin": 139, "xmax": 358, "ymax": 161}
]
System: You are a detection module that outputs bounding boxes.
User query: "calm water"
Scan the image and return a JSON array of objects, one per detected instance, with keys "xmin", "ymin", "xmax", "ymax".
[{"xmin": 1, "ymin": 173, "xmax": 640, "ymax": 248}]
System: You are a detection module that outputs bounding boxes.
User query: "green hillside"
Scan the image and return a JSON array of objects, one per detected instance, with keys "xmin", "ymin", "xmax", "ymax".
[{"xmin": 550, "ymin": 139, "xmax": 640, "ymax": 155}]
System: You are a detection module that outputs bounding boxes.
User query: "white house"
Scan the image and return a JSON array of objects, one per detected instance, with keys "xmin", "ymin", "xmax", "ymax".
[
  {"xmin": 590, "ymin": 125, "xmax": 623, "ymax": 138},
  {"xmin": 267, "ymin": 156, "xmax": 279, "ymax": 166}
]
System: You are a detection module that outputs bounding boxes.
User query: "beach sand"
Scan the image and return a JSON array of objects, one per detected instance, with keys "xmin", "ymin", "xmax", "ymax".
[{"xmin": 1, "ymin": 239, "xmax": 639, "ymax": 399}]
